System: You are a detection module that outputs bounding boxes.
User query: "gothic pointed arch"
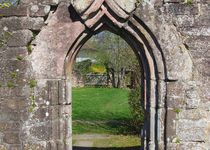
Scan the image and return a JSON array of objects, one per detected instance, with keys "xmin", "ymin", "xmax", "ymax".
[{"xmin": 63, "ymin": 1, "xmax": 167, "ymax": 149}]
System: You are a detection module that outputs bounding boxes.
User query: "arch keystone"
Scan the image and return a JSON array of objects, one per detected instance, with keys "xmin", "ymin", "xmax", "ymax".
[{"xmin": 112, "ymin": 0, "xmax": 137, "ymax": 13}]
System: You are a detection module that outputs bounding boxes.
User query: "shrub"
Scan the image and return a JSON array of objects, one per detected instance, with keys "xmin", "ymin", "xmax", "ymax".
[
  {"xmin": 73, "ymin": 59, "xmax": 92, "ymax": 76},
  {"xmin": 186, "ymin": 0, "xmax": 193, "ymax": 4},
  {"xmin": 90, "ymin": 64, "xmax": 106, "ymax": 74},
  {"xmin": 128, "ymin": 87, "xmax": 144, "ymax": 134}
]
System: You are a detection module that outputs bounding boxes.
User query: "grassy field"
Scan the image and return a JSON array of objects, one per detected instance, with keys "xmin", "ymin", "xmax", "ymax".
[
  {"xmin": 72, "ymin": 87, "xmax": 132, "ymax": 121},
  {"xmin": 72, "ymin": 87, "xmax": 141, "ymax": 148},
  {"xmin": 72, "ymin": 87, "xmax": 140, "ymax": 134}
]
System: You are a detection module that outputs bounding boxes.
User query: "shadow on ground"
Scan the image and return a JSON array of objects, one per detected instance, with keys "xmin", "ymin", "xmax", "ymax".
[
  {"xmin": 73, "ymin": 119, "xmax": 143, "ymax": 135},
  {"xmin": 104, "ymin": 120, "xmax": 143, "ymax": 135},
  {"xmin": 73, "ymin": 146, "xmax": 141, "ymax": 150}
]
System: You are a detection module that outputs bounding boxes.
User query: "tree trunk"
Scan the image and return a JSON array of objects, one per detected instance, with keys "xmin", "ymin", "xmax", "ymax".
[
  {"xmin": 109, "ymin": 68, "xmax": 116, "ymax": 88},
  {"xmin": 116, "ymin": 71, "xmax": 120, "ymax": 88}
]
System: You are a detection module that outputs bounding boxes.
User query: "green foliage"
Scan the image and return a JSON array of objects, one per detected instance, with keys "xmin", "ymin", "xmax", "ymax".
[
  {"xmin": 173, "ymin": 108, "xmax": 181, "ymax": 114},
  {"xmin": 73, "ymin": 59, "xmax": 92, "ymax": 76},
  {"xmin": 10, "ymin": 72, "xmax": 17, "ymax": 78},
  {"xmin": 175, "ymin": 137, "xmax": 181, "ymax": 144},
  {"xmin": 7, "ymin": 81, "xmax": 15, "ymax": 88},
  {"xmin": 128, "ymin": 87, "xmax": 144, "ymax": 133},
  {"xmin": 27, "ymin": 44, "xmax": 32, "ymax": 53},
  {"xmin": 28, "ymin": 79, "xmax": 37, "ymax": 88},
  {"xmin": 90, "ymin": 64, "xmax": 106, "ymax": 74},
  {"xmin": 93, "ymin": 31, "xmax": 139, "ymax": 72},
  {"xmin": 75, "ymin": 31, "xmax": 141, "ymax": 88},
  {"xmin": 28, "ymin": 104, "xmax": 36, "ymax": 112},
  {"xmin": 185, "ymin": 0, "xmax": 193, "ymax": 4},
  {"xmin": 28, "ymin": 106, "xmax": 34, "ymax": 113},
  {"xmin": 28, "ymin": 94, "xmax": 37, "ymax": 113},
  {"xmin": 28, "ymin": 102, "xmax": 37, "ymax": 113},
  {"xmin": 16, "ymin": 55, "xmax": 23, "ymax": 61},
  {"xmin": 0, "ymin": 0, "xmax": 19, "ymax": 8},
  {"xmin": 0, "ymin": 1, "xmax": 12, "ymax": 8},
  {"xmin": 30, "ymin": 95, "xmax": 35, "ymax": 101}
]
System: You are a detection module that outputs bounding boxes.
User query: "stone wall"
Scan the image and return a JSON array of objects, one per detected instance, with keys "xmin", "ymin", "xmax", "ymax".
[
  {"xmin": 148, "ymin": 1, "xmax": 210, "ymax": 149},
  {"xmin": 0, "ymin": 0, "xmax": 209, "ymax": 150},
  {"xmin": 72, "ymin": 74, "xmax": 108, "ymax": 87}
]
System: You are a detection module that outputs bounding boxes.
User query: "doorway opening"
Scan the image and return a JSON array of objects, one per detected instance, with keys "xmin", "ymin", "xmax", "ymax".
[
  {"xmin": 72, "ymin": 31, "xmax": 144, "ymax": 150},
  {"xmin": 63, "ymin": 2, "xmax": 167, "ymax": 149}
]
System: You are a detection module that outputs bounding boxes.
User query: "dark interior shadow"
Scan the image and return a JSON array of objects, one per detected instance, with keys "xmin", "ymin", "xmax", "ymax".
[{"xmin": 73, "ymin": 146, "xmax": 141, "ymax": 150}]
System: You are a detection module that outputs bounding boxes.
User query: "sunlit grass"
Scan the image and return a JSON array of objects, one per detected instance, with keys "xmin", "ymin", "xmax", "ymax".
[
  {"xmin": 72, "ymin": 87, "xmax": 132, "ymax": 122},
  {"xmin": 72, "ymin": 87, "xmax": 141, "ymax": 148}
]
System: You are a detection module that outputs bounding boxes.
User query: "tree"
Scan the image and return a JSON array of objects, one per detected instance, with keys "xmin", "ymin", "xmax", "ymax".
[
  {"xmin": 77, "ymin": 32, "xmax": 145, "ymax": 133},
  {"xmin": 73, "ymin": 59, "xmax": 92, "ymax": 77},
  {"xmin": 88, "ymin": 31, "xmax": 141, "ymax": 88}
]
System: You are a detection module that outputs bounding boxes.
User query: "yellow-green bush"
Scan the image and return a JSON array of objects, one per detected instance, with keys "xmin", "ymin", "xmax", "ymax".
[{"xmin": 90, "ymin": 64, "xmax": 106, "ymax": 74}]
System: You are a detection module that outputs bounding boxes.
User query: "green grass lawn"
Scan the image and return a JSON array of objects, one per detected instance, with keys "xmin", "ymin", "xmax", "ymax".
[
  {"xmin": 72, "ymin": 87, "xmax": 141, "ymax": 148},
  {"xmin": 72, "ymin": 87, "xmax": 132, "ymax": 121},
  {"xmin": 72, "ymin": 87, "xmax": 134, "ymax": 134}
]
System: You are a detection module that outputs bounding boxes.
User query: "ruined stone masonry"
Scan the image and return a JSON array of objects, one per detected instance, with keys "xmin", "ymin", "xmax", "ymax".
[{"xmin": 0, "ymin": 0, "xmax": 209, "ymax": 149}]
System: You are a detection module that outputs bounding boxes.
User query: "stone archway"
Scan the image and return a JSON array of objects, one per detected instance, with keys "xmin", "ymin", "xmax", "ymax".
[
  {"xmin": 63, "ymin": 1, "xmax": 167, "ymax": 149},
  {"xmin": 2, "ymin": 0, "xmax": 209, "ymax": 150},
  {"xmin": 24, "ymin": 0, "xmax": 167, "ymax": 150}
]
